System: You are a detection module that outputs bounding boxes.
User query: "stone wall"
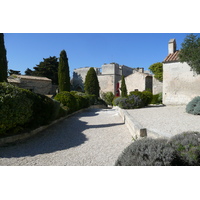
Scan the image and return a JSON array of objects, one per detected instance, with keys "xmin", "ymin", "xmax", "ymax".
[
  {"xmin": 163, "ymin": 62, "xmax": 200, "ymax": 105},
  {"xmin": 153, "ymin": 76, "xmax": 163, "ymax": 94},
  {"xmin": 119, "ymin": 72, "xmax": 152, "ymax": 94}
]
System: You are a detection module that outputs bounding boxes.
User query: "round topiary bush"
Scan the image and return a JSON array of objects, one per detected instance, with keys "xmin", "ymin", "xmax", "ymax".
[
  {"xmin": 115, "ymin": 137, "xmax": 181, "ymax": 166},
  {"xmin": 0, "ymin": 83, "xmax": 33, "ymax": 135},
  {"xmin": 168, "ymin": 132, "xmax": 200, "ymax": 166},
  {"xmin": 142, "ymin": 90, "xmax": 153, "ymax": 106},
  {"xmin": 186, "ymin": 96, "xmax": 200, "ymax": 115},
  {"xmin": 54, "ymin": 91, "xmax": 77, "ymax": 113}
]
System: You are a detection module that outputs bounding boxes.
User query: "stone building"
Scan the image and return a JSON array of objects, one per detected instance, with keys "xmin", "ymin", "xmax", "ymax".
[
  {"xmin": 8, "ymin": 74, "xmax": 53, "ymax": 95},
  {"xmin": 72, "ymin": 63, "xmax": 152, "ymax": 96},
  {"xmin": 163, "ymin": 39, "xmax": 200, "ymax": 105}
]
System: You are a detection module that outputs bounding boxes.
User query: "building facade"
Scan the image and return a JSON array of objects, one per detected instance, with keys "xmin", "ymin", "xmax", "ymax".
[{"xmin": 163, "ymin": 39, "xmax": 200, "ymax": 105}]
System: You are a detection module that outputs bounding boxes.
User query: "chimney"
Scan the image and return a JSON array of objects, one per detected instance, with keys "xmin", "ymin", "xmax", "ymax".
[{"xmin": 168, "ymin": 39, "xmax": 176, "ymax": 55}]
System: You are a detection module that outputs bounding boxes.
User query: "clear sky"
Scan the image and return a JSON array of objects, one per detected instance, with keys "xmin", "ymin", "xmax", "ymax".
[{"xmin": 4, "ymin": 33, "xmax": 192, "ymax": 77}]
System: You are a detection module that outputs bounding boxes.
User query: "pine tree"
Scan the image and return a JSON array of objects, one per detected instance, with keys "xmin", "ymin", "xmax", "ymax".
[
  {"xmin": 121, "ymin": 75, "xmax": 127, "ymax": 97},
  {"xmin": 58, "ymin": 50, "xmax": 70, "ymax": 92},
  {"xmin": 0, "ymin": 33, "xmax": 8, "ymax": 82},
  {"xmin": 84, "ymin": 67, "xmax": 100, "ymax": 97}
]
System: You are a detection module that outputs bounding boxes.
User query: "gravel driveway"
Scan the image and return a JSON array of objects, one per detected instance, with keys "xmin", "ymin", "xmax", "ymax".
[
  {"xmin": 0, "ymin": 108, "xmax": 132, "ymax": 166},
  {"xmin": 126, "ymin": 105, "xmax": 200, "ymax": 138}
]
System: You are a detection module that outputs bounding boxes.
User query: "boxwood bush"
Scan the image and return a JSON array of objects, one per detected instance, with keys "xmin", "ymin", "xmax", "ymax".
[
  {"xmin": 186, "ymin": 96, "xmax": 200, "ymax": 115},
  {"xmin": 0, "ymin": 83, "xmax": 33, "ymax": 135},
  {"xmin": 54, "ymin": 91, "xmax": 77, "ymax": 113}
]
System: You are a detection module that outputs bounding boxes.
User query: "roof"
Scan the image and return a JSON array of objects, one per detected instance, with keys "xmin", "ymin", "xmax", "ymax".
[
  {"xmin": 8, "ymin": 74, "xmax": 51, "ymax": 81},
  {"xmin": 163, "ymin": 50, "xmax": 180, "ymax": 63}
]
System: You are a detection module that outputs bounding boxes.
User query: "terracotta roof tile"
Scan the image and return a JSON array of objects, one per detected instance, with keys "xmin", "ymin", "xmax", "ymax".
[{"xmin": 163, "ymin": 50, "xmax": 180, "ymax": 63}]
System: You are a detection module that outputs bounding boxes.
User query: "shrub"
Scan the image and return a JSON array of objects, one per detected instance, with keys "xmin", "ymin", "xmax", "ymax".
[
  {"xmin": 118, "ymin": 95, "xmax": 142, "ymax": 109},
  {"xmin": 101, "ymin": 92, "xmax": 114, "ymax": 106},
  {"xmin": 150, "ymin": 92, "xmax": 162, "ymax": 104},
  {"xmin": 54, "ymin": 91, "xmax": 77, "ymax": 113},
  {"xmin": 0, "ymin": 83, "xmax": 33, "ymax": 135},
  {"xmin": 168, "ymin": 132, "xmax": 200, "ymax": 165},
  {"xmin": 94, "ymin": 98, "xmax": 107, "ymax": 107},
  {"xmin": 186, "ymin": 96, "xmax": 200, "ymax": 115},
  {"xmin": 129, "ymin": 91, "xmax": 148, "ymax": 107},
  {"xmin": 112, "ymin": 97, "xmax": 122, "ymax": 106},
  {"xmin": 142, "ymin": 90, "xmax": 153, "ymax": 105},
  {"xmin": 115, "ymin": 138, "xmax": 181, "ymax": 166},
  {"xmin": 52, "ymin": 99, "xmax": 67, "ymax": 120}
]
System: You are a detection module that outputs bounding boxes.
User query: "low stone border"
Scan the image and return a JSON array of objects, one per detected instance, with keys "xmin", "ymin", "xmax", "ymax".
[
  {"xmin": 115, "ymin": 106, "xmax": 161, "ymax": 139},
  {"xmin": 0, "ymin": 105, "xmax": 107, "ymax": 147}
]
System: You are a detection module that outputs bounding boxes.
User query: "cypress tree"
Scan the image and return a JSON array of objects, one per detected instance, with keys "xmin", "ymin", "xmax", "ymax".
[
  {"xmin": 84, "ymin": 67, "xmax": 100, "ymax": 97},
  {"xmin": 121, "ymin": 75, "xmax": 127, "ymax": 97},
  {"xmin": 0, "ymin": 33, "xmax": 8, "ymax": 82},
  {"xmin": 58, "ymin": 50, "xmax": 70, "ymax": 92}
]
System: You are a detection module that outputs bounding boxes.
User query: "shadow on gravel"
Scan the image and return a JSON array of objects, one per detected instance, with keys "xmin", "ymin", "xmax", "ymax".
[{"xmin": 0, "ymin": 108, "xmax": 123, "ymax": 159}]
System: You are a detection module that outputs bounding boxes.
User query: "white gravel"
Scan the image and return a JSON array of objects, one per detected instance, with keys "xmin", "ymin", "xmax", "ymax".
[
  {"xmin": 126, "ymin": 105, "xmax": 200, "ymax": 138},
  {"xmin": 0, "ymin": 108, "xmax": 132, "ymax": 166}
]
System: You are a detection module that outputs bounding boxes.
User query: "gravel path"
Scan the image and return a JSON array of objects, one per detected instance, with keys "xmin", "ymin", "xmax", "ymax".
[
  {"xmin": 0, "ymin": 108, "xmax": 132, "ymax": 166},
  {"xmin": 126, "ymin": 105, "xmax": 200, "ymax": 138}
]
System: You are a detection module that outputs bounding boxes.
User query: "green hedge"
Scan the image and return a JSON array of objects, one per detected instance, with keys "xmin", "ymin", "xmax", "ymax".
[
  {"xmin": 0, "ymin": 83, "xmax": 33, "ymax": 135},
  {"xmin": 0, "ymin": 83, "xmax": 66, "ymax": 136}
]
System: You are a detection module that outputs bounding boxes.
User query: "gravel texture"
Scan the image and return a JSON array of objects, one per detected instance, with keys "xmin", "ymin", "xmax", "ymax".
[
  {"xmin": 126, "ymin": 105, "xmax": 200, "ymax": 138},
  {"xmin": 0, "ymin": 108, "xmax": 132, "ymax": 166}
]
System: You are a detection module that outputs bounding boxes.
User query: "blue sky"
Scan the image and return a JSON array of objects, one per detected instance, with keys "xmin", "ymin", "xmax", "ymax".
[{"xmin": 4, "ymin": 33, "xmax": 191, "ymax": 77}]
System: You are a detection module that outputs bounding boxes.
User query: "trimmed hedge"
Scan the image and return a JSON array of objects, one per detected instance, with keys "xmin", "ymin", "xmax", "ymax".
[
  {"xmin": 0, "ymin": 83, "xmax": 65, "ymax": 136},
  {"xmin": 115, "ymin": 132, "xmax": 200, "ymax": 166},
  {"xmin": 54, "ymin": 91, "xmax": 77, "ymax": 113},
  {"xmin": 0, "ymin": 83, "xmax": 33, "ymax": 135}
]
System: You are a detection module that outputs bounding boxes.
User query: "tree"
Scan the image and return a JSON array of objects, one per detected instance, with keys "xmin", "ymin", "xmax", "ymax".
[
  {"xmin": 26, "ymin": 56, "xmax": 59, "ymax": 84},
  {"xmin": 0, "ymin": 33, "xmax": 8, "ymax": 82},
  {"xmin": 84, "ymin": 67, "xmax": 100, "ymax": 97},
  {"xmin": 8, "ymin": 69, "xmax": 21, "ymax": 76},
  {"xmin": 179, "ymin": 33, "xmax": 200, "ymax": 74},
  {"xmin": 120, "ymin": 75, "xmax": 127, "ymax": 97},
  {"xmin": 58, "ymin": 50, "xmax": 70, "ymax": 92},
  {"xmin": 149, "ymin": 62, "xmax": 163, "ymax": 82}
]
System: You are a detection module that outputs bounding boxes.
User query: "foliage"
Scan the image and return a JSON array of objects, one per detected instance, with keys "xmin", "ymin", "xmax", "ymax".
[
  {"xmin": 120, "ymin": 75, "xmax": 127, "ymax": 97},
  {"xmin": 150, "ymin": 92, "xmax": 162, "ymax": 104},
  {"xmin": 149, "ymin": 62, "xmax": 163, "ymax": 82},
  {"xmin": 186, "ymin": 96, "xmax": 200, "ymax": 115},
  {"xmin": 179, "ymin": 33, "xmax": 200, "ymax": 74},
  {"xmin": 168, "ymin": 132, "xmax": 200, "ymax": 166},
  {"xmin": 94, "ymin": 98, "xmax": 107, "ymax": 107},
  {"xmin": 115, "ymin": 138, "xmax": 180, "ymax": 166},
  {"xmin": 58, "ymin": 50, "xmax": 70, "ymax": 92},
  {"xmin": 101, "ymin": 91, "xmax": 114, "ymax": 106},
  {"xmin": 0, "ymin": 33, "xmax": 8, "ymax": 82},
  {"xmin": 70, "ymin": 91, "xmax": 90, "ymax": 110},
  {"xmin": 0, "ymin": 83, "xmax": 33, "ymax": 135},
  {"xmin": 118, "ymin": 95, "xmax": 142, "ymax": 109},
  {"xmin": 84, "ymin": 67, "xmax": 100, "ymax": 98},
  {"xmin": 8, "ymin": 69, "xmax": 21, "ymax": 76},
  {"xmin": 142, "ymin": 90, "xmax": 153, "ymax": 105},
  {"xmin": 27, "ymin": 93, "xmax": 56, "ymax": 127},
  {"xmin": 25, "ymin": 56, "xmax": 59, "ymax": 84},
  {"xmin": 112, "ymin": 97, "xmax": 122, "ymax": 106},
  {"xmin": 129, "ymin": 90, "xmax": 152, "ymax": 107},
  {"xmin": 54, "ymin": 91, "xmax": 77, "ymax": 113},
  {"xmin": 116, "ymin": 132, "xmax": 200, "ymax": 166}
]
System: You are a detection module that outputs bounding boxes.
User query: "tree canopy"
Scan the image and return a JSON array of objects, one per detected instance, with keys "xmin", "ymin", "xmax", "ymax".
[
  {"xmin": 84, "ymin": 67, "xmax": 100, "ymax": 97},
  {"xmin": 58, "ymin": 50, "xmax": 70, "ymax": 92},
  {"xmin": 149, "ymin": 62, "xmax": 163, "ymax": 82},
  {"xmin": 25, "ymin": 56, "xmax": 59, "ymax": 84},
  {"xmin": 0, "ymin": 33, "xmax": 8, "ymax": 82},
  {"xmin": 179, "ymin": 33, "xmax": 200, "ymax": 74}
]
